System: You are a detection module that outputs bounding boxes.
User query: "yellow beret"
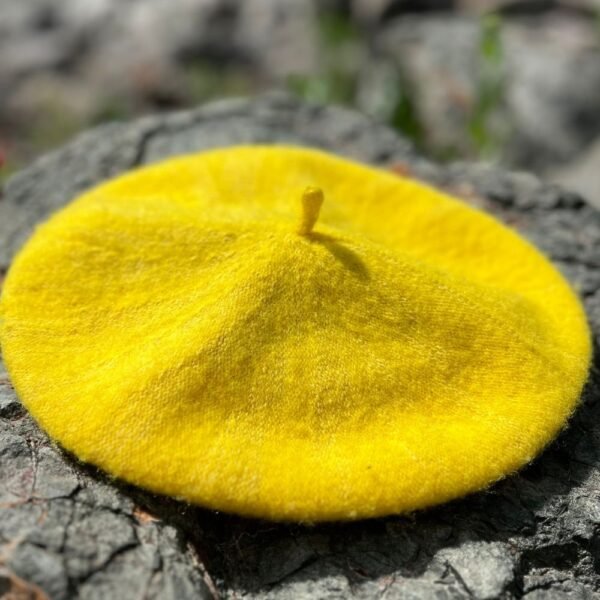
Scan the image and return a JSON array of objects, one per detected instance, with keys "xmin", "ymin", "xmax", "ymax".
[{"xmin": 0, "ymin": 145, "xmax": 591, "ymax": 522}]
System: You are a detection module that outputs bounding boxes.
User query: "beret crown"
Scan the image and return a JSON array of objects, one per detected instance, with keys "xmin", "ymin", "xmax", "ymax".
[{"xmin": 0, "ymin": 146, "xmax": 591, "ymax": 521}]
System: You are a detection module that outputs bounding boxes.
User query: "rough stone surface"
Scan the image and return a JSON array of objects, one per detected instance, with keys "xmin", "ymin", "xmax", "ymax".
[
  {"xmin": 0, "ymin": 0, "xmax": 318, "ymax": 123},
  {"xmin": 0, "ymin": 94, "xmax": 599, "ymax": 599},
  {"xmin": 6, "ymin": 0, "xmax": 600, "ymax": 214},
  {"xmin": 375, "ymin": 11, "xmax": 600, "ymax": 207}
]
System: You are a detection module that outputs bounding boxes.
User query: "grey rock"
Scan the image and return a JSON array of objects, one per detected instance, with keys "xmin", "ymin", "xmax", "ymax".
[
  {"xmin": 504, "ymin": 17, "xmax": 600, "ymax": 172},
  {"xmin": 1, "ymin": 95, "xmax": 599, "ymax": 598},
  {"xmin": 33, "ymin": 445, "xmax": 80, "ymax": 500},
  {"xmin": 237, "ymin": 0, "xmax": 319, "ymax": 78},
  {"xmin": 375, "ymin": 12, "xmax": 600, "ymax": 187},
  {"xmin": 436, "ymin": 541, "xmax": 517, "ymax": 599},
  {"xmin": 552, "ymin": 136, "xmax": 600, "ymax": 210},
  {"xmin": 63, "ymin": 506, "xmax": 138, "ymax": 579},
  {"xmin": 6, "ymin": 543, "xmax": 69, "ymax": 600},
  {"xmin": 0, "ymin": 432, "xmax": 34, "ymax": 504},
  {"xmin": 0, "ymin": 0, "xmax": 318, "ymax": 131},
  {"xmin": 376, "ymin": 15, "xmax": 483, "ymax": 158},
  {"xmin": 0, "ymin": 380, "xmax": 24, "ymax": 420}
]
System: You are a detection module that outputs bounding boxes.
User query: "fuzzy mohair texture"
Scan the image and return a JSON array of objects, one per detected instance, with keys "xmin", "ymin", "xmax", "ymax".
[{"xmin": 0, "ymin": 145, "xmax": 592, "ymax": 522}]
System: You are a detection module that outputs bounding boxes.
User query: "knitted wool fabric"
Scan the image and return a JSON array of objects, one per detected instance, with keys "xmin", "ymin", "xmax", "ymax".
[{"xmin": 0, "ymin": 146, "xmax": 591, "ymax": 522}]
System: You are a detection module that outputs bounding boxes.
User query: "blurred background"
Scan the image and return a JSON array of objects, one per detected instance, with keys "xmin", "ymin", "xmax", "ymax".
[{"xmin": 2, "ymin": 0, "xmax": 600, "ymax": 205}]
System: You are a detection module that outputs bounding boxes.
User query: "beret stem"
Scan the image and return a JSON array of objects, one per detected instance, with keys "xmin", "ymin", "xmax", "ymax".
[{"xmin": 298, "ymin": 187, "xmax": 324, "ymax": 236}]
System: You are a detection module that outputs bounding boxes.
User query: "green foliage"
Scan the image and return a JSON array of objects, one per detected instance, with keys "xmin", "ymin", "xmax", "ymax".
[
  {"xmin": 468, "ymin": 14, "xmax": 507, "ymax": 158},
  {"xmin": 28, "ymin": 102, "xmax": 85, "ymax": 154},
  {"xmin": 91, "ymin": 98, "xmax": 131, "ymax": 124},
  {"xmin": 318, "ymin": 10, "xmax": 360, "ymax": 48},
  {"xmin": 286, "ymin": 10, "xmax": 360, "ymax": 107},
  {"xmin": 391, "ymin": 91, "xmax": 425, "ymax": 149},
  {"xmin": 387, "ymin": 71, "xmax": 426, "ymax": 153},
  {"xmin": 185, "ymin": 62, "xmax": 256, "ymax": 103},
  {"xmin": 287, "ymin": 10, "xmax": 430, "ymax": 153},
  {"xmin": 594, "ymin": 7, "xmax": 600, "ymax": 39},
  {"xmin": 287, "ymin": 72, "xmax": 356, "ymax": 106},
  {"xmin": 0, "ymin": 158, "xmax": 15, "ymax": 188},
  {"xmin": 3, "ymin": 100, "xmax": 85, "ymax": 177},
  {"xmin": 288, "ymin": 11, "xmax": 509, "ymax": 162}
]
